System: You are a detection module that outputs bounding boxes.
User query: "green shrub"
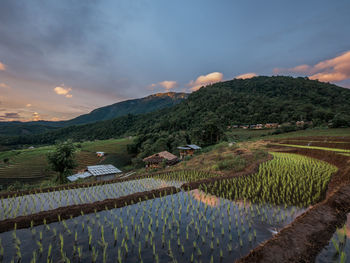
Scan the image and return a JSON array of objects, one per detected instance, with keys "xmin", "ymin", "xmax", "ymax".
[{"xmin": 215, "ymin": 156, "xmax": 246, "ymax": 171}]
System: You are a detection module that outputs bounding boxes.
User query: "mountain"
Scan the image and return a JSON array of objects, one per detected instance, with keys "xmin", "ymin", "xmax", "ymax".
[
  {"xmin": 0, "ymin": 92, "xmax": 188, "ymax": 136},
  {"xmin": 2, "ymin": 76, "xmax": 350, "ymax": 152}
]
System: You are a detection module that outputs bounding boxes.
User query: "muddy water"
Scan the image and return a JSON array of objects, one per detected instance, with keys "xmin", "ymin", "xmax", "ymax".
[
  {"xmin": 316, "ymin": 213, "xmax": 350, "ymax": 263},
  {"xmin": 0, "ymin": 190, "xmax": 306, "ymax": 263}
]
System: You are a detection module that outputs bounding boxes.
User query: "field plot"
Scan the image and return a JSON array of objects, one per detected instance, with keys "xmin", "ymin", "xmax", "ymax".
[
  {"xmin": 316, "ymin": 213, "xmax": 349, "ymax": 263},
  {"xmin": 270, "ymin": 143, "xmax": 350, "ymax": 154},
  {"xmin": 0, "ymin": 178, "xmax": 184, "ymax": 220},
  {"xmin": 200, "ymin": 152, "xmax": 337, "ymax": 206},
  {"xmin": 0, "ymin": 138, "xmax": 132, "ymax": 186},
  {"xmin": 277, "ymin": 140, "xmax": 350, "ymax": 150},
  {"xmin": 0, "ymin": 190, "xmax": 306, "ymax": 263},
  {"xmin": 0, "ymin": 151, "xmax": 340, "ymax": 262}
]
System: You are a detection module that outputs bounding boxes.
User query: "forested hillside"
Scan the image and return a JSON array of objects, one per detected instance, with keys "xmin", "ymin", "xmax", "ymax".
[
  {"xmin": 0, "ymin": 92, "xmax": 188, "ymax": 136},
  {"xmin": 1, "ymin": 76, "xmax": 350, "ymax": 158}
]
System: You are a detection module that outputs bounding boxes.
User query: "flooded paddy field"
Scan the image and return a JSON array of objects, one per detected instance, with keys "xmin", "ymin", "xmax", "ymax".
[{"xmin": 0, "ymin": 190, "xmax": 306, "ymax": 263}]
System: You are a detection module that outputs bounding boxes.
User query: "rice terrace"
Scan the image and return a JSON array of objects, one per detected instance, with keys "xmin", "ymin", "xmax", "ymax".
[
  {"xmin": 1, "ymin": 1, "xmax": 350, "ymax": 262},
  {"xmin": 0, "ymin": 128, "xmax": 349, "ymax": 262}
]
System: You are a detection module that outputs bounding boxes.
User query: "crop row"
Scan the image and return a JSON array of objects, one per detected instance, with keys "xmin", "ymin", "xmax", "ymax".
[
  {"xmin": 0, "ymin": 178, "xmax": 183, "ymax": 220},
  {"xmin": 271, "ymin": 143, "xmax": 350, "ymax": 153},
  {"xmin": 199, "ymin": 152, "xmax": 337, "ymax": 207},
  {"xmin": 0, "ymin": 190, "xmax": 305, "ymax": 263}
]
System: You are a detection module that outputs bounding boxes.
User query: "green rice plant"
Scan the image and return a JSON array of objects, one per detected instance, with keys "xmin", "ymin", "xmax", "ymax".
[
  {"xmin": 271, "ymin": 143, "xmax": 350, "ymax": 153},
  {"xmin": 340, "ymin": 251, "xmax": 347, "ymax": 263},
  {"xmin": 200, "ymin": 152, "xmax": 337, "ymax": 207}
]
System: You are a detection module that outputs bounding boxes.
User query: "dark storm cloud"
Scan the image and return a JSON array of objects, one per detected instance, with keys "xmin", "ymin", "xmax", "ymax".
[
  {"xmin": 1, "ymin": 0, "xmax": 350, "ymax": 121},
  {"xmin": 0, "ymin": 0, "xmax": 132, "ymax": 96}
]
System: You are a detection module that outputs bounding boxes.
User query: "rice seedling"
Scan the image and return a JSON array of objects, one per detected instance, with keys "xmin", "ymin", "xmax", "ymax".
[{"xmin": 1, "ymin": 152, "xmax": 332, "ymax": 262}]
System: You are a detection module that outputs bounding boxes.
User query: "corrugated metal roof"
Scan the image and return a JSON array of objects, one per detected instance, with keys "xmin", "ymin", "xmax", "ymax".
[
  {"xmin": 67, "ymin": 175, "xmax": 78, "ymax": 182},
  {"xmin": 78, "ymin": 172, "xmax": 92, "ymax": 179},
  {"xmin": 177, "ymin": 146, "xmax": 191, "ymax": 150},
  {"xmin": 187, "ymin": 144, "xmax": 201, "ymax": 150},
  {"xmin": 87, "ymin": 164, "xmax": 122, "ymax": 176},
  {"xmin": 67, "ymin": 171, "xmax": 92, "ymax": 182}
]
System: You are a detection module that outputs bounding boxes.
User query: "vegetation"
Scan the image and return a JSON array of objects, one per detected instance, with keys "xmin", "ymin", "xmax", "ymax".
[
  {"xmin": 200, "ymin": 152, "xmax": 337, "ymax": 206},
  {"xmin": 316, "ymin": 217, "xmax": 349, "ymax": 262},
  {"xmin": 1, "ymin": 77, "xmax": 350, "ymax": 158},
  {"xmin": 0, "ymin": 178, "xmax": 183, "ymax": 220},
  {"xmin": 271, "ymin": 143, "xmax": 350, "ymax": 153},
  {"xmin": 47, "ymin": 141, "xmax": 77, "ymax": 184},
  {"xmin": 0, "ymin": 138, "xmax": 133, "ymax": 191},
  {"xmin": 0, "ymin": 190, "xmax": 306, "ymax": 262},
  {"xmin": 0, "ymin": 92, "xmax": 188, "ymax": 136}
]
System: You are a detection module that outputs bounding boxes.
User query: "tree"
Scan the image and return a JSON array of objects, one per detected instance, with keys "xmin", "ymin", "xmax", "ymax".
[{"xmin": 47, "ymin": 140, "xmax": 77, "ymax": 184}]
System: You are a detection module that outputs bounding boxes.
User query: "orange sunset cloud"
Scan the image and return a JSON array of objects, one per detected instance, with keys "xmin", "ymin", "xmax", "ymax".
[
  {"xmin": 188, "ymin": 72, "xmax": 223, "ymax": 91},
  {"xmin": 54, "ymin": 85, "xmax": 73, "ymax": 98},
  {"xmin": 0, "ymin": 83, "xmax": 11, "ymax": 89},
  {"xmin": 274, "ymin": 50, "xmax": 350, "ymax": 83},
  {"xmin": 159, "ymin": 80, "xmax": 178, "ymax": 91},
  {"xmin": 0, "ymin": 61, "xmax": 6, "ymax": 71},
  {"xmin": 235, "ymin": 72, "xmax": 258, "ymax": 79}
]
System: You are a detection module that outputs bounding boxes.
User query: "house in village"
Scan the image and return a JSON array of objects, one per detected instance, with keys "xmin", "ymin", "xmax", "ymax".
[
  {"xmin": 96, "ymin": 151, "xmax": 105, "ymax": 157},
  {"xmin": 177, "ymin": 144, "xmax": 202, "ymax": 159},
  {"xmin": 67, "ymin": 164, "xmax": 122, "ymax": 182},
  {"xmin": 265, "ymin": 123, "xmax": 279, "ymax": 129},
  {"xmin": 143, "ymin": 151, "xmax": 179, "ymax": 168}
]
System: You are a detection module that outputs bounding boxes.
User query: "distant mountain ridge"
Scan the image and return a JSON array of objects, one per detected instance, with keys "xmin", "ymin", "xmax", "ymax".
[
  {"xmin": 1, "ymin": 76, "xmax": 350, "ymax": 148},
  {"xmin": 0, "ymin": 92, "xmax": 188, "ymax": 136}
]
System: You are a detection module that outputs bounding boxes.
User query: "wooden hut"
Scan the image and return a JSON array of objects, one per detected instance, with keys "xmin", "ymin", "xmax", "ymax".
[
  {"xmin": 143, "ymin": 151, "xmax": 178, "ymax": 168},
  {"xmin": 177, "ymin": 144, "xmax": 202, "ymax": 159}
]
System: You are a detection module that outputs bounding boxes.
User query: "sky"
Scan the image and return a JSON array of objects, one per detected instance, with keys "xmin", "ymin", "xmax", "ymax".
[{"xmin": 0, "ymin": 0, "xmax": 350, "ymax": 122}]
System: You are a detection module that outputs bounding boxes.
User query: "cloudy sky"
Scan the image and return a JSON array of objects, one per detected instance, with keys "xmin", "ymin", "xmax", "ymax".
[{"xmin": 0, "ymin": 0, "xmax": 349, "ymax": 121}]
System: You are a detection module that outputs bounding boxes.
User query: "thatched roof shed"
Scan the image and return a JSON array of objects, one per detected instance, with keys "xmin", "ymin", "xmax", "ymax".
[{"xmin": 143, "ymin": 151, "xmax": 178, "ymax": 165}]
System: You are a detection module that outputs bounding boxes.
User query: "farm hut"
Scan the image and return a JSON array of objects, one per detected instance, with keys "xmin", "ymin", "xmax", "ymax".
[
  {"xmin": 67, "ymin": 171, "xmax": 91, "ymax": 182},
  {"xmin": 87, "ymin": 165, "xmax": 122, "ymax": 181},
  {"xmin": 96, "ymin": 151, "xmax": 105, "ymax": 157},
  {"xmin": 67, "ymin": 164, "xmax": 122, "ymax": 182},
  {"xmin": 265, "ymin": 123, "xmax": 279, "ymax": 129},
  {"xmin": 143, "ymin": 151, "xmax": 179, "ymax": 168},
  {"xmin": 177, "ymin": 144, "xmax": 202, "ymax": 159}
]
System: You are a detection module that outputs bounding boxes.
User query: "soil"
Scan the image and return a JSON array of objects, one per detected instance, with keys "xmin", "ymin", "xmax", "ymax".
[
  {"xmin": 236, "ymin": 184, "xmax": 350, "ymax": 263},
  {"xmin": 0, "ymin": 186, "xmax": 179, "ymax": 234}
]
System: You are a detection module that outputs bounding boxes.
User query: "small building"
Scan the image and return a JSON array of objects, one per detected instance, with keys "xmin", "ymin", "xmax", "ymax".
[
  {"xmin": 96, "ymin": 152, "xmax": 105, "ymax": 157},
  {"xmin": 177, "ymin": 144, "xmax": 202, "ymax": 159},
  {"xmin": 265, "ymin": 123, "xmax": 279, "ymax": 129},
  {"xmin": 143, "ymin": 151, "xmax": 179, "ymax": 168},
  {"xmin": 67, "ymin": 164, "xmax": 122, "ymax": 182}
]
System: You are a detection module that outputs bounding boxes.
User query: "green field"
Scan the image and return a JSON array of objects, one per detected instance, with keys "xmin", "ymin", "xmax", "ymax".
[
  {"xmin": 264, "ymin": 128, "xmax": 350, "ymax": 139},
  {"xmin": 227, "ymin": 128, "xmax": 350, "ymax": 142},
  {"xmin": 270, "ymin": 143, "xmax": 350, "ymax": 153},
  {"xmin": 0, "ymin": 138, "xmax": 133, "ymax": 186}
]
